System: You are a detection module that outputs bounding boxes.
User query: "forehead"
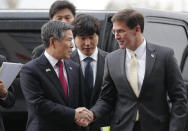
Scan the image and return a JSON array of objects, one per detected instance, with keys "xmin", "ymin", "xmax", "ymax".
[
  {"xmin": 76, "ymin": 33, "xmax": 98, "ymax": 38},
  {"xmin": 63, "ymin": 30, "xmax": 73, "ymax": 37},
  {"xmin": 112, "ymin": 21, "xmax": 128, "ymax": 29},
  {"xmin": 54, "ymin": 8, "xmax": 74, "ymax": 17}
]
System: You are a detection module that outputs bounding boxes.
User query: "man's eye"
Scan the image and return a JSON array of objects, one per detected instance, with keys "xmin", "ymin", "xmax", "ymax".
[{"xmin": 56, "ymin": 17, "xmax": 62, "ymax": 20}]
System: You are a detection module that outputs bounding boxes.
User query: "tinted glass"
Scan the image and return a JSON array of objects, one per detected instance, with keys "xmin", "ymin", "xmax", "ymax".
[
  {"xmin": 0, "ymin": 31, "xmax": 41, "ymax": 63},
  {"xmin": 144, "ymin": 23, "xmax": 188, "ymax": 65}
]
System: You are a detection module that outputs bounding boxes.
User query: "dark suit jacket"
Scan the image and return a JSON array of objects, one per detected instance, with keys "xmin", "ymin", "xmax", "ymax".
[
  {"xmin": 71, "ymin": 48, "xmax": 108, "ymax": 131},
  {"xmin": 91, "ymin": 43, "xmax": 187, "ymax": 131},
  {"xmin": 32, "ymin": 44, "xmax": 45, "ymax": 59},
  {"xmin": 20, "ymin": 54, "xmax": 83, "ymax": 131},
  {"xmin": 0, "ymin": 55, "xmax": 16, "ymax": 131}
]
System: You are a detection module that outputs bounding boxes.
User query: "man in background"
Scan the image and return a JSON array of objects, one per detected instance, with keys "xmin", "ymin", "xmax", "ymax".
[
  {"xmin": 71, "ymin": 14, "xmax": 108, "ymax": 131},
  {"xmin": 32, "ymin": 0, "xmax": 76, "ymax": 59}
]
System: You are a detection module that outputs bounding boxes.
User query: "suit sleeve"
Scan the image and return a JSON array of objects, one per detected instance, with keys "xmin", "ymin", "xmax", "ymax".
[
  {"xmin": 0, "ymin": 55, "xmax": 15, "ymax": 108},
  {"xmin": 90, "ymin": 56, "xmax": 116, "ymax": 120},
  {"xmin": 32, "ymin": 45, "xmax": 45, "ymax": 59},
  {"xmin": 166, "ymin": 49, "xmax": 188, "ymax": 131},
  {"xmin": 20, "ymin": 64, "xmax": 75, "ymax": 125},
  {"xmin": 0, "ymin": 85, "xmax": 15, "ymax": 108}
]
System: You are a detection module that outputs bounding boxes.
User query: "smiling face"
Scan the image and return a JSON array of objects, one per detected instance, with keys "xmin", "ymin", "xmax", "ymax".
[
  {"xmin": 51, "ymin": 8, "xmax": 74, "ymax": 24},
  {"xmin": 113, "ymin": 21, "xmax": 138, "ymax": 50},
  {"xmin": 75, "ymin": 33, "xmax": 99, "ymax": 56}
]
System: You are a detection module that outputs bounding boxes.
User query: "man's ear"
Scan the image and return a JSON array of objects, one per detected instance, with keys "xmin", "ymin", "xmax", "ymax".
[{"xmin": 49, "ymin": 37, "xmax": 56, "ymax": 48}]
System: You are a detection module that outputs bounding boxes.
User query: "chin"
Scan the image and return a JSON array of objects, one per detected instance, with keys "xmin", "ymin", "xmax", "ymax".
[
  {"xmin": 66, "ymin": 55, "xmax": 70, "ymax": 59},
  {"xmin": 119, "ymin": 46, "xmax": 125, "ymax": 49}
]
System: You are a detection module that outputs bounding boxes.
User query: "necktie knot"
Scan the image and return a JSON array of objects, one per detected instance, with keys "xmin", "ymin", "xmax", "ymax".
[
  {"xmin": 56, "ymin": 61, "xmax": 63, "ymax": 68},
  {"xmin": 84, "ymin": 57, "xmax": 93, "ymax": 64},
  {"xmin": 131, "ymin": 52, "xmax": 136, "ymax": 59}
]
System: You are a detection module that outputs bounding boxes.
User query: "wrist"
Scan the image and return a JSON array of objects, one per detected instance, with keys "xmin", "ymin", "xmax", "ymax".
[{"xmin": 0, "ymin": 91, "xmax": 8, "ymax": 98}]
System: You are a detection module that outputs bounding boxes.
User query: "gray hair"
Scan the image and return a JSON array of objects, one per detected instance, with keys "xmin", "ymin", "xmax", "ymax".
[{"xmin": 41, "ymin": 21, "xmax": 73, "ymax": 48}]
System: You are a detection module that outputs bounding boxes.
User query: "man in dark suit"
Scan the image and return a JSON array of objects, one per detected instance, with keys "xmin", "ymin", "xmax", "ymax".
[
  {"xmin": 78, "ymin": 9, "xmax": 188, "ymax": 131},
  {"xmin": 71, "ymin": 14, "xmax": 108, "ymax": 131},
  {"xmin": 0, "ymin": 55, "xmax": 15, "ymax": 131},
  {"xmin": 32, "ymin": 0, "xmax": 76, "ymax": 59},
  {"xmin": 20, "ymin": 21, "xmax": 92, "ymax": 131}
]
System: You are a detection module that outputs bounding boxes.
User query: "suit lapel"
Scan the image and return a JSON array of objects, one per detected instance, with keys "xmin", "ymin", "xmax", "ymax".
[
  {"xmin": 139, "ymin": 43, "xmax": 156, "ymax": 97},
  {"xmin": 90, "ymin": 50, "xmax": 105, "ymax": 105},
  {"xmin": 38, "ymin": 55, "xmax": 69, "ymax": 104},
  {"xmin": 64, "ymin": 60, "xmax": 76, "ymax": 106},
  {"xmin": 71, "ymin": 50, "xmax": 81, "ymax": 64}
]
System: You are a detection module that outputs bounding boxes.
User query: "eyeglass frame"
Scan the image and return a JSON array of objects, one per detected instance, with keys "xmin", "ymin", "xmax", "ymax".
[{"xmin": 111, "ymin": 29, "xmax": 126, "ymax": 35}]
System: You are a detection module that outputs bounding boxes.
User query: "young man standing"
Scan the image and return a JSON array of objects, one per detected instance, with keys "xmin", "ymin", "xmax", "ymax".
[
  {"xmin": 32, "ymin": 0, "xmax": 76, "ymax": 59},
  {"xmin": 71, "ymin": 14, "xmax": 108, "ymax": 131}
]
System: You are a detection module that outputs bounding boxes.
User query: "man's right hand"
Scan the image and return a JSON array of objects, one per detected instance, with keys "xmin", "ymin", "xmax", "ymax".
[{"xmin": 75, "ymin": 107, "xmax": 94, "ymax": 127}]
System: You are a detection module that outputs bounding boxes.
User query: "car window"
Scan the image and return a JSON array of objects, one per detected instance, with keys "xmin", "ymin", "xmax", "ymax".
[
  {"xmin": 0, "ymin": 31, "xmax": 41, "ymax": 63},
  {"xmin": 144, "ymin": 22, "xmax": 188, "ymax": 65}
]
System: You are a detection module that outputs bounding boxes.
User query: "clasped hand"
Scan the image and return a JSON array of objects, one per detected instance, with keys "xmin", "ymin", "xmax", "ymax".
[{"xmin": 75, "ymin": 107, "xmax": 94, "ymax": 127}]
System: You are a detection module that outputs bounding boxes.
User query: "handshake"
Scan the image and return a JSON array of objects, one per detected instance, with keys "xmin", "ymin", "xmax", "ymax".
[{"xmin": 75, "ymin": 107, "xmax": 94, "ymax": 127}]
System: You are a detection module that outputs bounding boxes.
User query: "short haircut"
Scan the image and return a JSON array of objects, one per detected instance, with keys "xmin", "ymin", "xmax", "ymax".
[
  {"xmin": 72, "ymin": 14, "xmax": 101, "ymax": 38},
  {"xmin": 112, "ymin": 9, "xmax": 144, "ymax": 33},
  {"xmin": 49, "ymin": 0, "xmax": 76, "ymax": 19},
  {"xmin": 41, "ymin": 21, "xmax": 73, "ymax": 48}
]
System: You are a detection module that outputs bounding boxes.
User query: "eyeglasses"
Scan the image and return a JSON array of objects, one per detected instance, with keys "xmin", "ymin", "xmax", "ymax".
[{"xmin": 111, "ymin": 29, "xmax": 126, "ymax": 35}]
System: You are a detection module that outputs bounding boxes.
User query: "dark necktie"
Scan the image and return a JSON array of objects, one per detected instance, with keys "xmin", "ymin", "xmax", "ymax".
[
  {"xmin": 57, "ymin": 61, "xmax": 68, "ymax": 98},
  {"xmin": 84, "ymin": 57, "xmax": 93, "ymax": 89}
]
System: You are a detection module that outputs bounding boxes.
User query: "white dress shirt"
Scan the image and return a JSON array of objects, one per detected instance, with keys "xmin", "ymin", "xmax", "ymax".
[
  {"xmin": 126, "ymin": 39, "xmax": 146, "ymax": 93},
  {"xmin": 77, "ymin": 47, "xmax": 98, "ymax": 87},
  {"xmin": 44, "ymin": 51, "xmax": 68, "ymax": 84}
]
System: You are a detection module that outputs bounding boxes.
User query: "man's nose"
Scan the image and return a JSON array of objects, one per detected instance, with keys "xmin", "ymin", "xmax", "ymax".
[
  {"xmin": 60, "ymin": 18, "xmax": 68, "ymax": 23},
  {"xmin": 115, "ymin": 33, "xmax": 120, "ymax": 40},
  {"xmin": 70, "ymin": 41, "xmax": 73, "ymax": 48},
  {"xmin": 84, "ymin": 39, "xmax": 91, "ymax": 45}
]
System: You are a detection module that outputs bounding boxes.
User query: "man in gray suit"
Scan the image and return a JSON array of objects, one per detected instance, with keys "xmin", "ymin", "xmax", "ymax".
[
  {"xmin": 78, "ymin": 9, "xmax": 188, "ymax": 131},
  {"xmin": 71, "ymin": 14, "xmax": 108, "ymax": 131}
]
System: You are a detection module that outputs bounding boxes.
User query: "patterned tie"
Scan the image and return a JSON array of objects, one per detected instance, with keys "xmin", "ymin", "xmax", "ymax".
[
  {"xmin": 57, "ymin": 61, "xmax": 68, "ymax": 98},
  {"xmin": 129, "ymin": 53, "xmax": 139, "ymax": 121},
  {"xmin": 84, "ymin": 57, "xmax": 93, "ymax": 89}
]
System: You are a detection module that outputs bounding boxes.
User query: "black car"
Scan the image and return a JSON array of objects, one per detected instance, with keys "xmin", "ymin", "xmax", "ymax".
[{"xmin": 0, "ymin": 8, "xmax": 188, "ymax": 130}]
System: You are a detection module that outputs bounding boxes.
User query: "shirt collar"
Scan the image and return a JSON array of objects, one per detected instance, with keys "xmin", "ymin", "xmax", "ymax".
[
  {"xmin": 77, "ymin": 47, "xmax": 98, "ymax": 62},
  {"xmin": 44, "ymin": 50, "xmax": 64, "ymax": 68},
  {"xmin": 126, "ymin": 38, "xmax": 146, "ymax": 59}
]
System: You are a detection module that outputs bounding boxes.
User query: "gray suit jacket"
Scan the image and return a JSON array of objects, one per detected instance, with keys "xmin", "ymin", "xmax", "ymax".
[
  {"xmin": 70, "ymin": 48, "xmax": 108, "ymax": 131},
  {"xmin": 91, "ymin": 43, "xmax": 187, "ymax": 131}
]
